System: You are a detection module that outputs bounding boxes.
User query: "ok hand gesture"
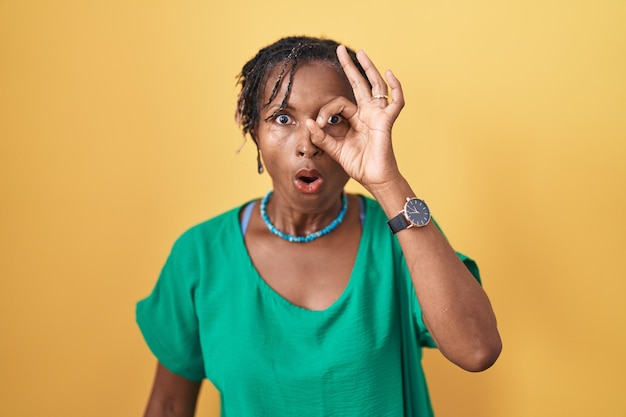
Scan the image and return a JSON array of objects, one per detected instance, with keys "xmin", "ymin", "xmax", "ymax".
[{"xmin": 306, "ymin": 45, "xmax": 405, "ymax": 193}]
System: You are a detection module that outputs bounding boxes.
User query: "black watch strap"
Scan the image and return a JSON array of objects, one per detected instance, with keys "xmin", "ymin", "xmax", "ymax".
[{"xmin": 387, "ymin": 213, "xmax": 409, "ymax": 234}]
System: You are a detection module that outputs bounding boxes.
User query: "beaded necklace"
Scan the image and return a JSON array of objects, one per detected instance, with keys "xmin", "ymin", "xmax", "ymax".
[{"xmin": 260, "ymin": 190, "xmax": 348, "ymax": 243}]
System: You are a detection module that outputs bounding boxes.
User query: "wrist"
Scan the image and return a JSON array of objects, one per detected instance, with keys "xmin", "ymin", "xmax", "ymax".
[{"xmin": 365, "ymin": 176, "xmax": 417, "ymax": 219}]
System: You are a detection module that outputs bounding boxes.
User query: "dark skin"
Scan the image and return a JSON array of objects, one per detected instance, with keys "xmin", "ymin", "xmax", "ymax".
[
  {"xmin": 144, "ymin": 363, "xmax": 201, "ymax": 417},
  {"xmin": 246, "ymin": 60, "xmax": 361, "ymax": 311},
  {"xmin": 246, "ymin": 194, "xmax": 362, "ymax": 311},
  {"xmin": 143, "ymin": 47, "xmax": 501, "ymax": 417}
]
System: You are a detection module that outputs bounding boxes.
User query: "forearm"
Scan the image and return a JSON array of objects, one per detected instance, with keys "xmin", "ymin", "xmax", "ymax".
[
  {"xmin": 143, "ymin": 363, "xmax": 202, "ymax": 417},
  {"xmin": 368, "ymin": 176, "xmax": 502, "ymax": 372}
]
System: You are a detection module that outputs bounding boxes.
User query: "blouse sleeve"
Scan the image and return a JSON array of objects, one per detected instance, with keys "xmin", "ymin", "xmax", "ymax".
[{"xmin": 136, "ymin": 234, "xmax": 206, "ymax": 381}]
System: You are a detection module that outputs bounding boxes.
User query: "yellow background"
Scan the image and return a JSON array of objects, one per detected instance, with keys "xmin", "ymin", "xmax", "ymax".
[{"xmin": 1, "ymin": 0, "xmax": 625, "ymax": 416}]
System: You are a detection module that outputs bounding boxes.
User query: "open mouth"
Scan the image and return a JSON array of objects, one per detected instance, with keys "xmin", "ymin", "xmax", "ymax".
[
  {"xmin": 299, "ymin": 176, "xmax": 318, "ymax": 184},
  {"xmin": 294, "ymin": 168, "xmax": 323, "ymax": 193}
]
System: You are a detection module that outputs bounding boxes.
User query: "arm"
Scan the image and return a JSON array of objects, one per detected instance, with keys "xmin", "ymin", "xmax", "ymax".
[
  {"xmin": 143, "ymin": 362, "xmax": 202, "ymax": 417},
  {"xmin": 308, "ymin": 45, "xmax": 501, "ymax": 372},
  {"xmin": 369, "ymin": 178, "xmax": 501, "ymax": 371}
]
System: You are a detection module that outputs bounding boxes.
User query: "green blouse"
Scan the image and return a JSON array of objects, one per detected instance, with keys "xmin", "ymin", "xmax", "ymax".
[{"xmin": 137, "ymin": 196, "xmax": 480, "ymax": 416}]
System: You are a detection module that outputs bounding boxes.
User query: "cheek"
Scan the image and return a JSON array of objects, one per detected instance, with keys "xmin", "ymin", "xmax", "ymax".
[
  {"xmin": 257, "ymin": 129, "xmax": 288, "ymax": 168},
  {"xmin": 329, "ymin": 160, "xmax": 350, "ymax": 183},
  {"xmin": 257, "ymin": 123, "xmax": 290, "ymax": 145}
]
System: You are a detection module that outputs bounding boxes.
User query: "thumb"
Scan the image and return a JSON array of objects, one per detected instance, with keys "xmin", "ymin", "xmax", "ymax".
[{"xmin": 306, "ymin": 119, "xmax": 342, "ymax": 161}]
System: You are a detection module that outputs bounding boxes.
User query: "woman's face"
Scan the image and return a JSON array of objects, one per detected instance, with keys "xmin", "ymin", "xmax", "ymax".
[{"xmin": 254, "ymin": 60, "xmax": 353, "ymax": 210}]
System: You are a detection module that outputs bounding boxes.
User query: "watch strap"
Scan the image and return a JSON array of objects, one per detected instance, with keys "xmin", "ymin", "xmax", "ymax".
[{"xmin": 387, "ymin": 213, "xmax": 409, "ymax": 234}]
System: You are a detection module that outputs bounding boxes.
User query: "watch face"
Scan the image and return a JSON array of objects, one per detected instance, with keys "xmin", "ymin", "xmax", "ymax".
[{"xmin": 405, "ymin": 198, "xmax": 431, "ymax": 227}]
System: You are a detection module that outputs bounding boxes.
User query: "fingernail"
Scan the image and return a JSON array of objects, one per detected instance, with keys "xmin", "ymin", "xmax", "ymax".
[{"xmin": 316, "ymin": 116, "xmax": 323, "ymax": 125}]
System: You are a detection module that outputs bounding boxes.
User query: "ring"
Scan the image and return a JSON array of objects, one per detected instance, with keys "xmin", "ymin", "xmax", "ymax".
[{"xmin": 372, "ymin": 94, "xmax": 388, "ymax": 100}]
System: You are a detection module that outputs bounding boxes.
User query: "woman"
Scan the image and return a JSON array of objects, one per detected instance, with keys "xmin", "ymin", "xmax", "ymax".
[{"xmin": 137, "ymin": 36, "xmax": 502, "ymax": 417}]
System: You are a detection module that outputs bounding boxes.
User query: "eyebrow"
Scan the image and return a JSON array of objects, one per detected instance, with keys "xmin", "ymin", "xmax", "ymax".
[{"xmin": 264, "ymin": 103, "xmax": 286, "ymax": 112}]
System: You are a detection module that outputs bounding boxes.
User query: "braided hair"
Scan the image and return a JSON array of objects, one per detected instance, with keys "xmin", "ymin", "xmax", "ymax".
[{"xmin": 235, "ymin": 36, "xmax": 369, "ymax": 147}]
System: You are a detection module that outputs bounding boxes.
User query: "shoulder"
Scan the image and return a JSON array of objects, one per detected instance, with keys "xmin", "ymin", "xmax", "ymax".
[
  {"xmin": 357, "ymin": 194, "xmax": 401, "ymax": 253},
  {"xmin": 359, "ymin": 194, "xmax": 387, "ymax": 222},
  {"xmin": 359, "ymin": 195, "xmax": 394, "ymax": 236},
  {"xmin": 165, "ymin": 202, "xmax": 251, "ymax": 267},
  {"xmin": 174, "ymin": 203, "xmax": 248, "ymax": 248}
]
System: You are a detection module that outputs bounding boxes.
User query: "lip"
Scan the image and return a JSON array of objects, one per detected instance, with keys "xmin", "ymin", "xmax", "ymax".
[{"xmin": 294, "ymin": 168, "xmax": 324, "ymax": 194}]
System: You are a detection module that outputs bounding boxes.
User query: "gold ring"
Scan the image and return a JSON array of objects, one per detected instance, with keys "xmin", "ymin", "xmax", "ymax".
[{"xmin": 372, "ymin": 94, "xmax": 388, "ymax": 100}]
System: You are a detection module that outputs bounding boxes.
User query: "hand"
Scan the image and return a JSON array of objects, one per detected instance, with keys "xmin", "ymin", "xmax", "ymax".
[{"xmin": 306, "ymin": 45, "xmax": 405, "ymax": 192}]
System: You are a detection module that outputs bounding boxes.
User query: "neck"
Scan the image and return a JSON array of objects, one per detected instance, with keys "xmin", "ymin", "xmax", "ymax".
[{"xmin": 260, "ymin": 191, "xmax": 348, "ymax": 243}]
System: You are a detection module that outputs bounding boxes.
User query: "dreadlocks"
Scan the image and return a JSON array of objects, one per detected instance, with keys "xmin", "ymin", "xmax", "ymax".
[{"xmin": 235, "ymin": 36, "xmax": 369, "ymax": 147}]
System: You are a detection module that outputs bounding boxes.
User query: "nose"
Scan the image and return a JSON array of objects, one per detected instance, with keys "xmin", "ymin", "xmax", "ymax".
[{"xmin": 295, "ymin": 126, "xmax": 323, "ymax": 158}]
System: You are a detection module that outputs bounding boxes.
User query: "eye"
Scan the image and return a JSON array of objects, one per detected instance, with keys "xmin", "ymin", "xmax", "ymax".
[
  {"xmin": 275, "ymin": 114, "xmax": 292, "ymax": 125},
  {"xmin": 327, "ymin": 114, "xmax": 343, "ymax": 125}
]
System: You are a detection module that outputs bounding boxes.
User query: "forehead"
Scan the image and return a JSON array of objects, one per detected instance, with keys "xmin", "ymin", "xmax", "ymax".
[{"xmin": 261, "ymin": 60, "xmax": 353, "ymax": 105}]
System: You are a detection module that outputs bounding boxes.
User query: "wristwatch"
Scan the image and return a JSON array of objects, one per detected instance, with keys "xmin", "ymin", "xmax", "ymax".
[{"xmin": 387, "ymin": 197, "xmax": 431, "ymax": 234}]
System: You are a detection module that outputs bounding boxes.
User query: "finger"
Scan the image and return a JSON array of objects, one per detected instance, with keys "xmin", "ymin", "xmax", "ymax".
[
  {"xmin": 314, "ymin": 96, "xmax": 358, "ymax": 129},
  {"xmin": 336, "ymin": 45, "xmax": 372, "ymax": 102},
  {"xmin": 383, "ymin": 69, "xmax": 405, "ymax": 119},
  {"xmin": 306, "ymin": 119, "xmax": 343, "ymax": 162},
  {"xmin": 354, "ymin": 49, "xmax": 388, "ymax": 98}
]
